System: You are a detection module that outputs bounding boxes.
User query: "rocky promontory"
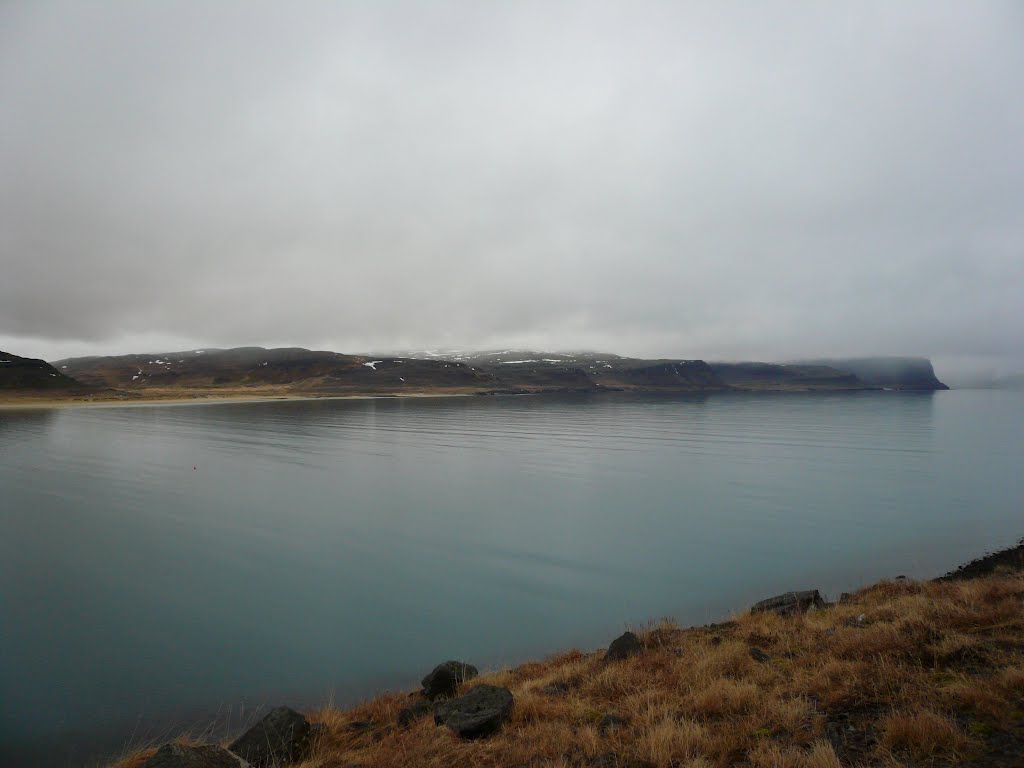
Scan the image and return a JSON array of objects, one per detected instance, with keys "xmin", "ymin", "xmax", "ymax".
[{"xmin": 798, "ymin": 356, "xmax": 949, "ymax": 390}]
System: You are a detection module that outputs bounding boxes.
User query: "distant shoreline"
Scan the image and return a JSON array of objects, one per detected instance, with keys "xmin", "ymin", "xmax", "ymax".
[
  {"xmin": 0, "ymin": 385, "xmax": 955, "ymax": 410},
  {"xmin": 0, "ymin": 390, "xmax": 483, "ymax": 410}
]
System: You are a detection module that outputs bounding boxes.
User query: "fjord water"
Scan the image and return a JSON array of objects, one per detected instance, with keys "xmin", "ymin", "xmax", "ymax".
[{"xmin": 2, "ymin": 391, "xmax": 1022, "ymax": 766}]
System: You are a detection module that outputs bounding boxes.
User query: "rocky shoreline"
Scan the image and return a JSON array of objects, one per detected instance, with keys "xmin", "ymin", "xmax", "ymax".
[
  {"xmin": 935, "ymin": 538, "xmax": 1024, "ymax": 582},
  {"xmin": 115, "ymin": 540, "xmax": 1024, "ymax": 768}
]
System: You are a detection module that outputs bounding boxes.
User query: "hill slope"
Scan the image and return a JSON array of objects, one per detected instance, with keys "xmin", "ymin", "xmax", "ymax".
[
  {"xmin": 436, "ymin": 352, "xmax": 726, "ymax": 393},
  {"xmin": 0, "ymin": 350, "xmax": 87, "ymax": 392},
  {"xmin": 55, "ymin": 347, "xmax": 498, "ymax": 396}
]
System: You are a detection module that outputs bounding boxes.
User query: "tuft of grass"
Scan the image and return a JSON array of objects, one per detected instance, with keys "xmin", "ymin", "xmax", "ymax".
[
  {"xmin": 804, "ymin": 740, "xmax": 844, "ymax": 768},
  {"xmin": 877, "ymin": 709, "xmax": 968, "ymax": 761},
  {"xmin": 636, "ymin": 717, "xmax": 709, "ymax": 767}
]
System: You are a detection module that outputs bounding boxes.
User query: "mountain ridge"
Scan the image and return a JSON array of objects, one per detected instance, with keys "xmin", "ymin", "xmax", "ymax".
[
  {"xmin": 0, "ymin": 347, "xmax": 949, "ymax": 402},
  {"xmin": 52, "ymin": 347, "xmax": 727, "ymax": 397}
]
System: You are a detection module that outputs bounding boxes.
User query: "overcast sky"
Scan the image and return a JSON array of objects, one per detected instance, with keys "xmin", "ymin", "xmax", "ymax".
[{"xmin": 1, "ymin": 1, "xmax": 1022, "ymax": 379}]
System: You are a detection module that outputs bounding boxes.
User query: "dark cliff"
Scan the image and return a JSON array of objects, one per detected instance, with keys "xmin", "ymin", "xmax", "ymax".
[{"xmin": 800, "ymin": 357, "xmax": 948, "ymax": 390}]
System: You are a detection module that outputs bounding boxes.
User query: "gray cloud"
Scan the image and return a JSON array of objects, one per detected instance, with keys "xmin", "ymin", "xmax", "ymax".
[{"xmin": 2, "ymin": 1, "xmax": 1022, "ymax": 379}]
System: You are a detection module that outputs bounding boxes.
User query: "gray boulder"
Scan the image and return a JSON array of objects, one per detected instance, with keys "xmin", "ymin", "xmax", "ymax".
[
  {"xmin": 143, "ymin": 744, "xmax": 251, "ymax": 768},
  {"xmin": 433, "ymin": 684, "xmax": 514, "ymax": 738},
  {"xmin": 421, "ymin": 660, "xmax": 479, "ymax": 700},
  {"xmin": 227, "ymin": 706, "xmax": 312, "ymax": 767},
  {"xmin": 751, "ymin": 590, "xmax": 826, "ymax": 616},
  {"xmin": 605, "ymin": 631, "xmax": 642, "ymax": 661}
]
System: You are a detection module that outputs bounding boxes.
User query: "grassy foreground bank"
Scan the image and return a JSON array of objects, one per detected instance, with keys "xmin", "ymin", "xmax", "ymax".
[{"xmin": 114, "ymin": 554, "xmax": 1024, "ymax": 768}]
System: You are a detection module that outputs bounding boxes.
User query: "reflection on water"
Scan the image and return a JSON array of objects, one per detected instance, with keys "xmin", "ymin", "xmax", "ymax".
[
  {"xmin": 0, "ymin": 405, "xmax": 58, "ymax": 437},
  {"xmin": 1, "ymin": 390, "xmax": 1022, "ymax": 766}
]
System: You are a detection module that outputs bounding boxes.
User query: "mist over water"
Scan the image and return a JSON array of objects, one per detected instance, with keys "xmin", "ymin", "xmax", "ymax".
[{"xmin": 2, "ymin": 390, "xmax": 1023, "ymax": 766}]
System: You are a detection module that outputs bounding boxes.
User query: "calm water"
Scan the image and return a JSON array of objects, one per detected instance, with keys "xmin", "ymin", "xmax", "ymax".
[{"xmin": 2, "ymin": 390, "xmax": 1022, "ymax": 766}]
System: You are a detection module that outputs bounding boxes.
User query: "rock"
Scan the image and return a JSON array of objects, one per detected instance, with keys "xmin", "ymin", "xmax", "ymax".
[
  {"xmin": 228, "ymin": 706, "xmax": 312, "ymax": 767},
  {"xmin": 751, "ymin": 590, "xmax": 826, "ymax": 616},
  {"xmin": 597, "ymin": 714, "xmax": 630, "ymax": 734},
  {"xmin": 605, "ymin": 631, "xmax": 642, "ymax": 661},
  {"xmin": 421, "ymin": 660, "xmax": 479, "ymax": 700},
  {"xmin": 749, "ymin": 647, "xmax": 771, "ymax": 663},
  {"xmin": 143, "ymin": 744, "xmax": 251, "ymax": 768},
  {"xmin": 434, "ymin": 684, "xmax": 514, "ymax": 738},
  {"xmin": 397, "ymin": 700, "xmax": 433, "ymax": 727},
  {"xmin": 345, "ymin": 720, "xmax": 374, "ymax": 732}
]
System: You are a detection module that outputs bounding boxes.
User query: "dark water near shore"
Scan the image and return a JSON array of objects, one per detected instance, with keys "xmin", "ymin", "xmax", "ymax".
[{"xmin": 2, "ymin": 390, "xmax": 1022, "ymax": 766}]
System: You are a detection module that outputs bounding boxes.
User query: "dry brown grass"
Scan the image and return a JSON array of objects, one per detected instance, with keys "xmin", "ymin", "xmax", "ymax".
[
  {"xmin": 112, "ymin": 573, "xmax": 1024, "ymax": 768},
  {"xmin": 876, "ymin": 710, "xmax": 967, "ymax": 761}
]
